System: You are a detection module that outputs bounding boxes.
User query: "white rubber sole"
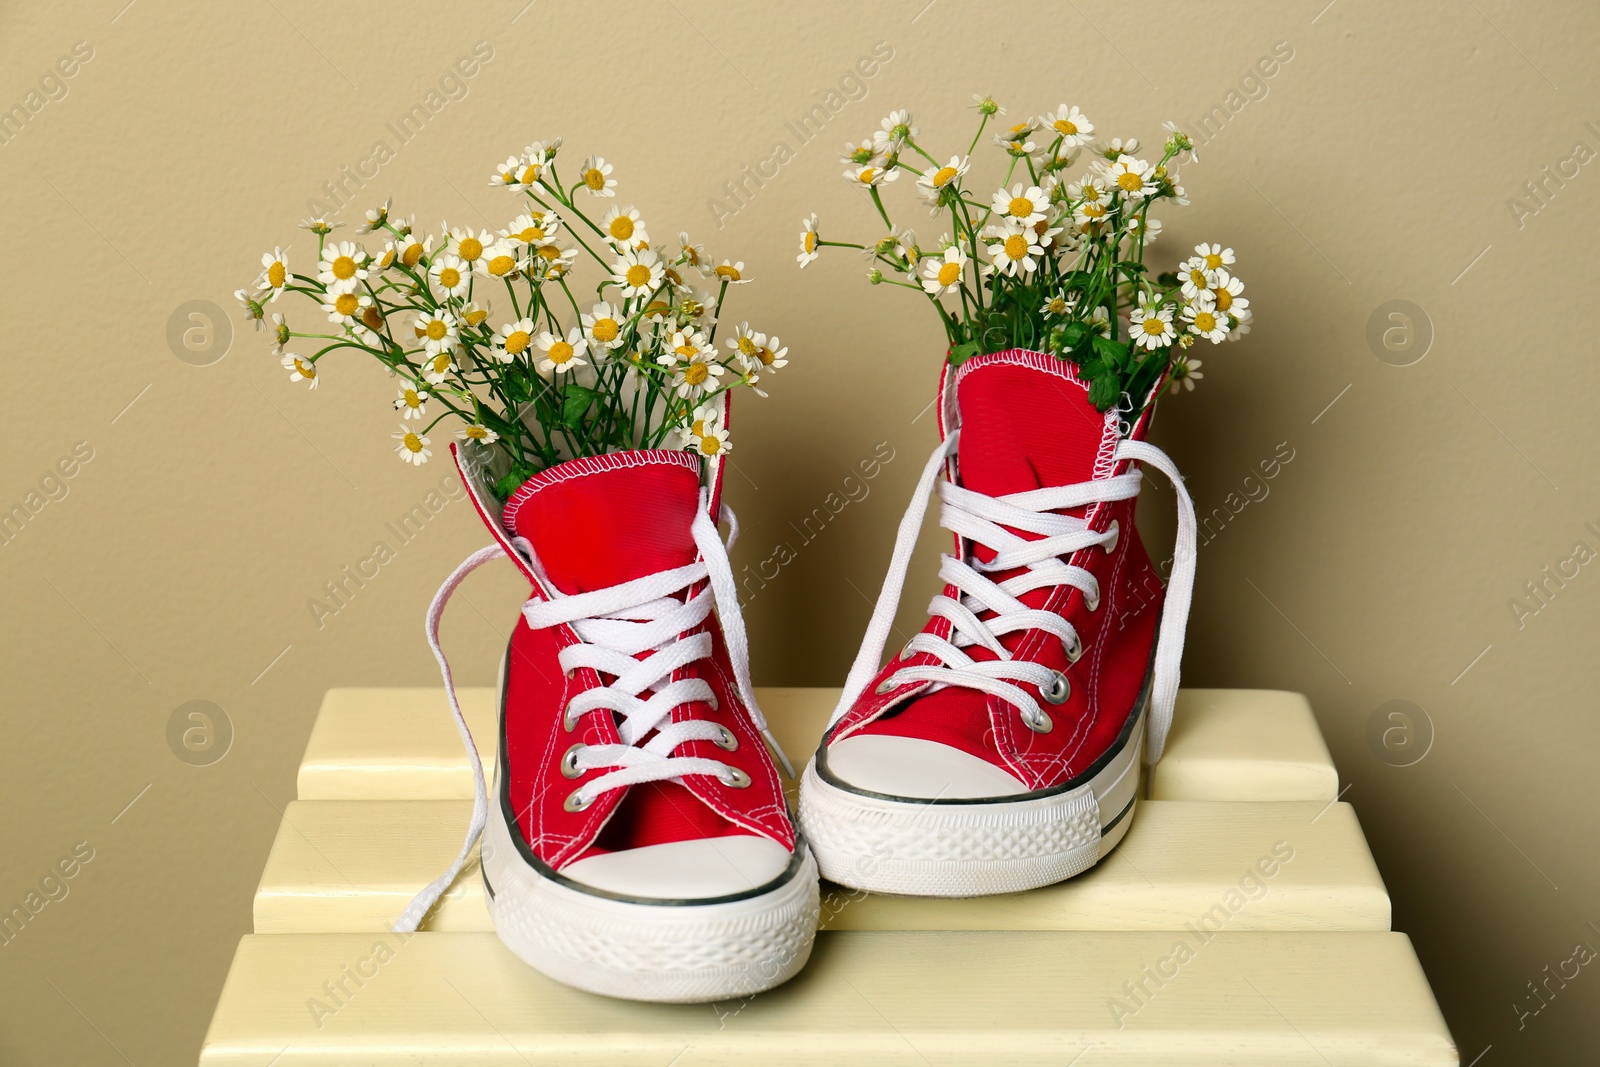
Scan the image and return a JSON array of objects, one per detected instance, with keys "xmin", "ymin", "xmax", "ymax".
[
  {"xmin": 480, "ymin": 790, "xmax": 820, "ymax": 1003},
  {"xmin": 799, "ymin": 701, "xmax": 1144, "ymax": 897}
]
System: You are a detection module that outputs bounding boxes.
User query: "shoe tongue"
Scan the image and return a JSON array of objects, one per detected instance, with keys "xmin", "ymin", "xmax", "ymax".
[
  {"xmin": 954, "ymin": 351, "xmax": 1114, "ymax": 502},
  {"xmin": 504, "ymin": 451, "xmax": 705, "ymax": 594}
]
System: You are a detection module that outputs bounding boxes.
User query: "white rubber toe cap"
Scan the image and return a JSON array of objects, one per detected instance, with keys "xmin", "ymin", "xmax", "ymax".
[
  {"xmin": 557, "ymin": 835, "xmax": 794, "ymax": 900},
  {"xmin": 825, "ymin": 734, "xmax": 1029, "ymax": 799}
]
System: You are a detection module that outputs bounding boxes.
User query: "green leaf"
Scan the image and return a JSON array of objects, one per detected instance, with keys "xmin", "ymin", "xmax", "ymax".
[
  {"xmin": 1090, "ymin": 335, "xmax": 1132, "ymax": 370},
  {"xmin": 1117, "ymin": 261, "xmax": 1148, "ymax": 279},
  {"xmin": 493, "ymin": 469, "xmax": 531, "ymax": 499},
  {"xmin": 1057, "ymin": 321, "xmax": 1088, "ymax": 349},
  {"xmin": 949, "ymin": 340, "xmax": 981, "ymax": 365},
  {"xmin": 559, "ymin": 385, "xmax": 597, "ymax": 428},
  {"xmin": 1088, "ymin": 372, "xmax": 1124, "ymax": 412}
]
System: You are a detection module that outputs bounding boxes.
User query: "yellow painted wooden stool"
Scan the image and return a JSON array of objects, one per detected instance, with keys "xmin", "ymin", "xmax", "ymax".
[{"xmin": 201, "ymin": 689, "xmax": 1458, "ymax": 1065}]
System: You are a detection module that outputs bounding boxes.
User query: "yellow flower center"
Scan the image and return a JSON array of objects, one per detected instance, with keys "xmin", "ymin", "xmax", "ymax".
[
  {"xmin": 626, "ymin": 264, "xmax": 652, "ymax": 288},
  {"xmin": 1083, "ymin": 184, "xmax": 1103, "ymax": 202},
  {"xmin": 457, "ymin": 237, "xmax": 483, "ymax": 261},
  {"xmin": 684, "ymin": 362, "xmax": 709, "ymax": 386},
  {"xmin": 377, "ymin": 250, "xmax": 395, "ymax": 268},
  {"xmin": 425, "ymin": 319, "xmax": 448, "ymax": 340},
  {"xmin": 858, "ymin": 168, "xmax": 878, "ymax": 184},
  {"xmin": 295, "ymin": 359, "xmax": 315, "ymax": 377},
  {"xmin": 803, "ymin": 232, "xmax": 817, "ymax": 253},
  {"xmin": 714, "ymin": 264, "xmax": 742, "ymax": 281},
  {"xmin": 548, "ymin": 340, "xmax": 574, "ymax": 364},
  {"xmin": 1008, "ymin": 196, "xmax": 1034, "ymax": 218},
  {"xmin": 756, "ymin": 347, "xmax": 775, "ymax": 366},
  {"xmin": 331, "ymin": 256, "xmax": 357, "ymax": 280},
  {"xmin": 1003, "ymin": 234, "xmax": 1029, "ymax": 260},
  {"xmin": 1048, "ymin": 299, "xmax": 1067, "ymax": 314},
  {"xmin": 932, "ymin": 166, "xmax": 958, "ymax": 187},
  {"xmin": 487, "ymin": 255, "xmax": 516, "ymax": 276},
  {"xmin": 1204, "ymin": 253, "xmax": 1223, "ymax": 269},
  {"xmin": 404, "ymin": 390, "xmax": 422, "ymax": 409},
  {"xmin": 1141, "ymin": 318, "xmax": 1167, "ymax": 336},
  {"xmin": 937, "ymin": 261, "xmax": 962, "ymax": 286},
  {"xmin": 438, "ymin": 267, "xmax": 461, "ymax": 288},
  {"xmin": 1082, "ymin": 202, "xmax": 1107, "ymax": 218},
  {"xmin": 362, "ymin": 306, "xmax": 384, "ymax": 330},
  {"xmin": 1189, "ymin": 268, "xmax": 1208, "ymax": 288},
  {"xmin": 676, "ymin": 344, "xmax": 698, "ymax": 359},
  {"xmin": 1194, "ymin": 311, "xmax": 1218, "ymax": 332},
  {"xmin": 609, "ymin": 216, "xmax": 635, "ymax": 241},
  {"xmin": 592, "ymin": 318, "xmax": 619, "ymax": 343},
  {"xmin": 519, "ymin": 164, "xmax": 541, "ymax": 185},
  {"xmin": 431, "ymin": 354, "xmax": 451, "ymax": 374},
  {"xmin": 1116, "ymin": 171, "xmax": 1144, "ymax": 193},
  {"xmin": 584, "ymin": 168, "xmax": 606, "ymax": 190},
  {"xmin": 700, "ymin": 434, "xmax": 721, "ymax": 455},
  {"xmin": 1053, "ymin": 119, "xmax": 1079, "ymax": 136},
  {"xmin": 504, "ymin": 331, "xmax": 530, "ymax": 355},
  {"xmin": 334, "ymin": 293, "xmax": 360, "ymax": 316},
  {"xmin": 402, "ymin": 243, "xmax": 424, "ymax": 267},
  {"xmin": 464, "ymin": 307, "xmax": 487, "ymax": 326},
  {"xmin": 267, "ymin": 262, "xmax": 286, "ymax": 288},
  {"xmin": 737, "ymin": 336, "xmax": 759, "ymax": 356},
  {"xmin": 536, "ymin": 245, "xmax": 560, "ymax": 261},
  {"xmin": 465, "ymin": 425, "xmax": 489, "ymax": 439},
  {"xmin": 401, "ymin": 433, "xmax": 423, "ymax": 453},
  {"xmin": 1213, "ymin": 287, "xmax": 1233, "ymax": 312},
  {"xmin": 519, "ymin": 226, "xmax": 546, "ymax": 243}
]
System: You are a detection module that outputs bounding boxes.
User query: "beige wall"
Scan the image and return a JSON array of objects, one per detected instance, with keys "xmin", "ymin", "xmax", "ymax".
[{"xmin": 2, "ymin": 1, "xmax": 1596, "ymax": 1062}]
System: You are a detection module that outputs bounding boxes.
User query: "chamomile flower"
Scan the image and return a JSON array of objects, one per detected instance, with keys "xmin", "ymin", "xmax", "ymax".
[
  {"xmin": 1208, "ymin": 269, "xmax": 1248, "ymax": 320},
  {"xmin": 457, "ymin": 424, "xmax": 500, "ymax": 446},
  {"xmin": 844, "ymin": 163, "xmax": 899, "ymax": 188},
  {"xmin": 413, "ymin": 309, "xmax": 458, "ymax": 355},
  {"xmin": 725, "ymin": 323, "xmax": 764, "ymax": 369},
  {"xmin": 318, "ymin": 241, "xmax": 368, "ymax": 292},
  {"xmin": 322, "ymin": 288, "xmax": 372, "ymax": 326},
  {"xmin": 257, "ymin": 247, "xmax": 290, "ymax": 301},
  {"xmin": 840, "ymin": 139, "xmax": 878, "ymax": 166},
  {"xmin": 535, "ymin": 327, "xmax": 589, "ymax": 377},
  {"xmin": 1168, "ymin": 357, "xmax": 1204, "ymax": 394},
  {"xmin": 578, "ymin": 155, "xmax": 616, "ymax": 197},
  {"xmin": 1162, "ymin": 121, "xmax": 1197, "ymax": 161},
  {"xmin": 985, "ymin": 222, "xmax": 1045, "ymax": 277},
  {"xmin": 1126, "ymin": 214, "xmax": 1162, "ymax": 243},
  {"xmin": 491, "ymin": 317, "xmax": 536, "ymax": 363},
  {"xmin": 1107, "ymin": 155, "xmax": 1157, "ymax": 200},
  {"xmin": 269, "ymin": 313, "xmax": 292, "ymax": 354},
  {"xmin": 356, "ymin": 198, "xmax": 391, "ymax": 235},
  {"xmin": 1039, "ymin": 104, "xmax": 1094, "ymax": 148},
  {"xmin": 691, "ymin": 424, "xmax": 732, "ymax": 456},
  {"xmin": 992, "ymin": 183, "xmax": 1049, "ymax": 226},
  {"xmin": 798, "ymin": 214, "xmax": 821, "ymax": 267},
  {"xmin": 458, "ymin": 301, "xmax": 489, "ymax": 328},
  {"xmin": 394, "ymin": 232, "xmax": 430, "ymax": 268},
  {"xmin": 1041, "ymin": 292, "xmax": 1077, "ymax": 317},
  {"xmin": 281, "ymin": 352, "xmax": 318, "ymax": 388},
  {"xmin": 1103, "ymin": 136, "xmax": 1140, "ymax": 157},
  {"xmin": 530, "ymin": 243, "xmax": 579, "ymax": 279},
  {"xmin": 663, "ymin": 345, "xmax": 725, "ymax": 398},
  {"xmin": 677, "ymin": 233, "xmax": 710, "ymax": 274},
  {"xmin": 1194, "ymin": 243, "xmax": 1236, "ymax": 271},
  {"xmin": 371, "ymin": 242, "xmax": 397, "ymax": 270},
  {"xmin": 921, "ymin": 246, "xmax": 967, "ymax": 296},
  {"xmin": 1073, "ymin": 197, "xmax": 1114, "ymax": 229},
  {"xmin": 711, "ymin": 259, "xmax": 749, "ymax": 284},
  {"xmin": 916, "ymin": 155, "xmax": 969, "ymax": 209},
  {"xmin": 298, "ymin": 215, "xmax": 343, "ymax": 235},
  {"xmin": 1183, "ymin": 294, "xmax": 1230, "ymax": 344},
  {"xmin": 490, "ymin": 156, "xmax": 524, "ymax": 188},
  {"xmin": 1179, "ymin": 257, "xmax": 1217, "ymax": 298},
  {"xmin": 970, "ymin": 93, "xmax": 1005, "ymax": 116},
  {"xmin": 599, "ymin": 205, "xmax": 648, "ymax": 251},
  {"xmin": 582, "ymin": 302, "xmax": 626, "ymax": 350},
  {"xmin": 395, "ymin": 383, "xmax": 430, "ymax": 420},
  {"xmin": 994, "ymin": 120, "xmax": 1038, "ymax": 156},
  {"xmin": 1130, "ymin": 303, "xmax": 1176, "ymax": 350},
  {"xmin": 420, "ymin": 350, "xmax": 456, "ymax": 385},
  {"xmin": 873, "ymin": 109, "xmax": 917, "ymax": 153},
  {"xmin": 235, "ymin": 289, "xmax": 266, "ymax": 329},
  {"xmin": 392, "ymin": 425, "xmax": 432, "ymax": 466},
  {"xmin": 446, "ymin": 227, "xmax": 493, "ymax": 264},
  {"xmin": 677, "ymin": 289, "xmax": 718, "ymax": 324},
  {"xmin": 612, "ymin": 247, "xmax": 664, "ymax": 297},
  {"xmin": 477, "ymin": 241, "xmax": 522, "ymax": 280},
  {"xmin": 502, "ymin": 211, "xmax": 560, "ymax": 247},
  {"xmin": 429, "ymin": 254, "xmax": 471, "ymax": 297}
]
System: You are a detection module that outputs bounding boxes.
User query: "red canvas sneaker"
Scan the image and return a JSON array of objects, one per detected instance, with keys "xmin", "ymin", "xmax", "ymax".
[
  {"xmin": 799, "ymin": 349, "xmax": 1196, "ymax": 897},
  {"xmin": 398, "ymin": 434, "xmax": 819, "ymax": 1002}
]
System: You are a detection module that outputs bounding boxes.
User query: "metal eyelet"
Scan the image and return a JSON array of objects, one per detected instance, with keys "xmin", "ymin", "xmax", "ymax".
[
  {"xmin": 561, "ymin": 708, "xmax": 579, "ymax": 733},
  {"xmin": 1102, "ymin": 520, "xmax": 1120, "ymax": 553},
  {"xmin": 719, "ymin": 767, "xmax": 752, "ymax": 788},
  {"xmin": 1041, "ymin": 672, "xmax": 1071, "ymax": 705},
  {"xmin": 875, "ymin": 678, "xmax": 898, "ymax": 696},
  {"xmin": 1023, "ymin": 709, "xmax": 1055, "ymax": 734},
  {"xmin": 559, "ymin": 743, "xmax": 585, "ymax": 779},
  {"xmin": 705, "ymin": 693, "xmax": 720, "ymax": 712},
  {"xmin": 563, "ymin": 788, "xmax": 594, "ymax": 812},
  {"xmin": 713, "ymin": 726, "xmax": 739, "ymax": 751},
  {"xmin": 1065, "ymin": 636, "xmax": 1084, "ymax": 663},
  {"xmin": 900, "ymin": 642, "xmax": 917, "ymax": 661}
]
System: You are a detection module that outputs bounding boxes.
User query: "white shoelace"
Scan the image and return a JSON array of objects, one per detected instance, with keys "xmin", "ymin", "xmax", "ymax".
[
  {"xmin": 832, "ymin": 429, "xmax": 1196, "ymax": 765},
  {"xmin": 394, "ymin": 490, "xmax": 792, "ymax": 933}
]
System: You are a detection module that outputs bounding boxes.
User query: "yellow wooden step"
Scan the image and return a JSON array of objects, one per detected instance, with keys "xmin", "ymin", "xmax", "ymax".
[
  {"xmin": 200, "ymin": 930, "xmax": 1456, "ymax": 1065},
  {"xmin": 297, "ymin": 687, "xmax": 1338, "ymax": 803},
  {"xmin": 254, "ymin": 800, "xmax": 1388, "ymax": 935}
]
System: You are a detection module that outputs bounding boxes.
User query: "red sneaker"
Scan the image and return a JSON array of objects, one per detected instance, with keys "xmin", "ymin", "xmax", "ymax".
[
  {"xmin": 799, "ymin": 349, "xmax": 1196, "ymax": 897},
  {"xmin": 399, "ymin": 437, "xmax": 818, "ymax": 1003}
]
